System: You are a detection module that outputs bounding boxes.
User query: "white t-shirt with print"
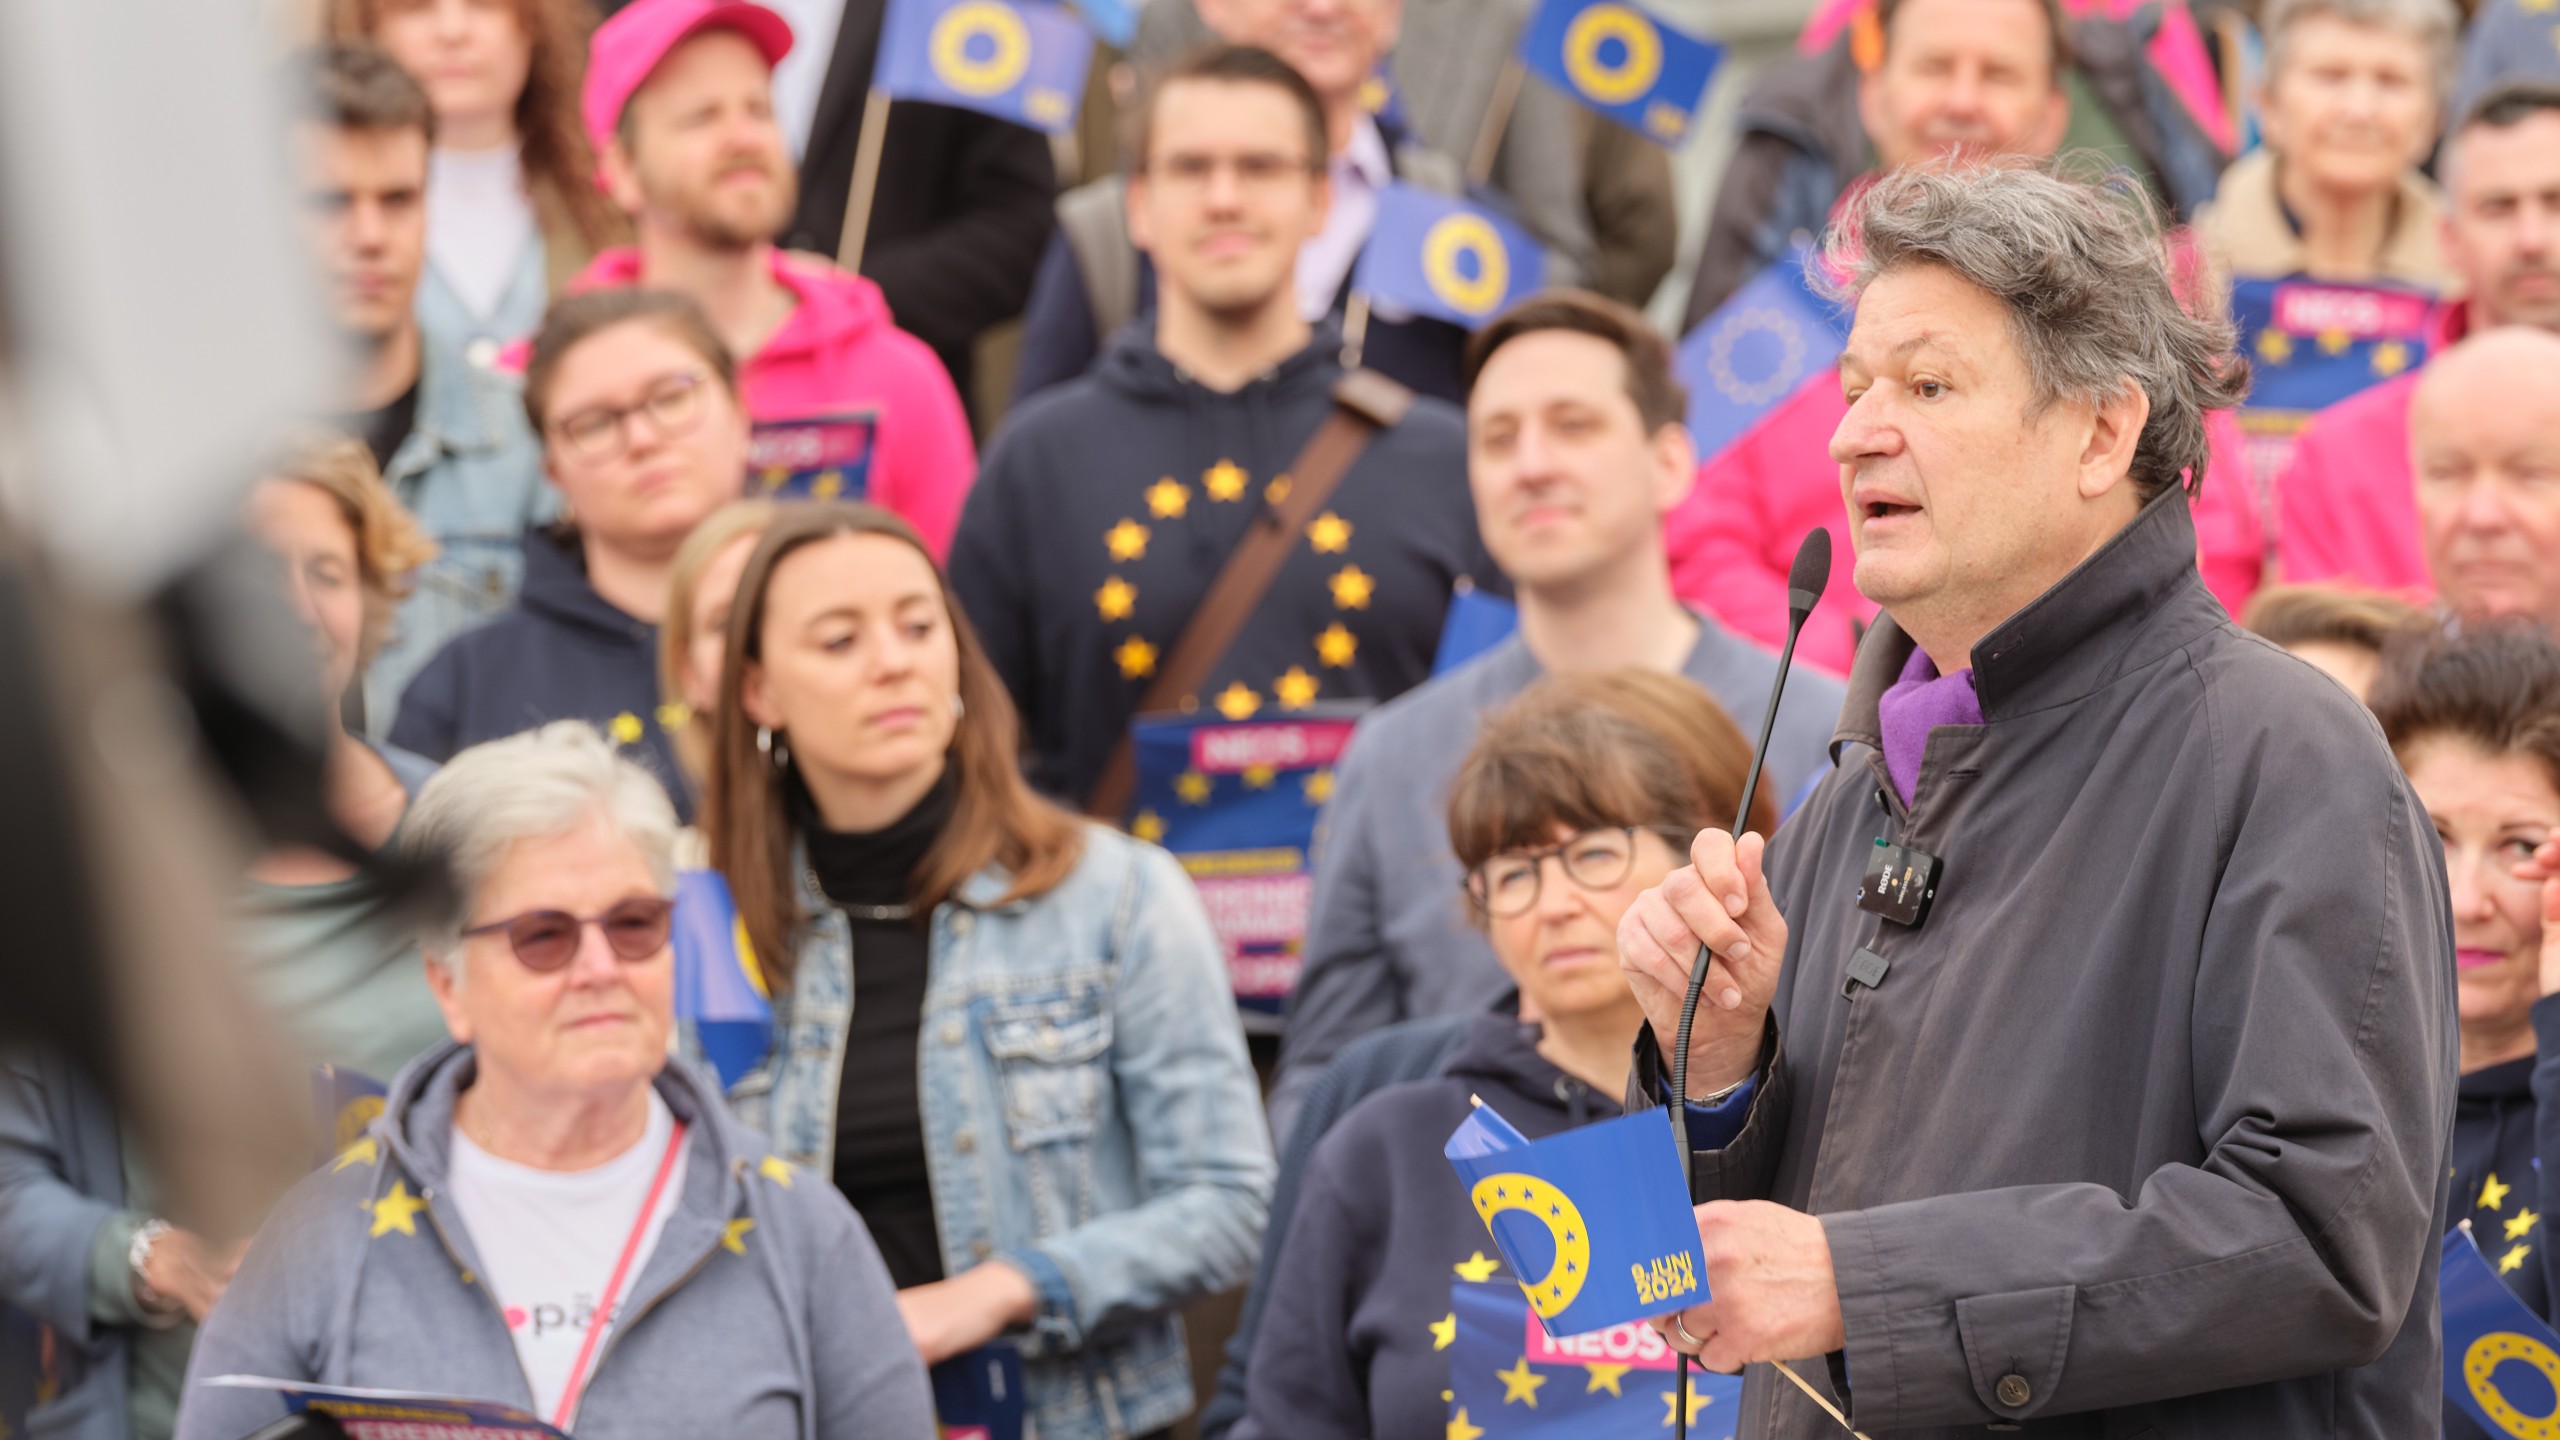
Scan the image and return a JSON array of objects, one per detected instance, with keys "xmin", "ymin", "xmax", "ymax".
[{"xmin": 446, "ymin": 1090, "xmax": 689, "ymax": 1424}]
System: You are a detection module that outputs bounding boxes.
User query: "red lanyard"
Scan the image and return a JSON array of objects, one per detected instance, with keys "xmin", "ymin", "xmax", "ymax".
[{"xmin": 550, "ymin": 1119, "xmax": 688, "ymax": 1432}]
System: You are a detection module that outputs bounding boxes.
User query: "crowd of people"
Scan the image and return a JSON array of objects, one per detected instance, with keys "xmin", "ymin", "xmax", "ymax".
[{"xmin": 5, "ymin": 0, "xmax": 2560, "ymax": 1435}]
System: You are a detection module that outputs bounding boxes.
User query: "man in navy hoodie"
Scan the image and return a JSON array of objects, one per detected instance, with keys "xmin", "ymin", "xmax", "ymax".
[{"xmin": 949, "ymin": 43, "xmax": 1493, "ymax": 808}]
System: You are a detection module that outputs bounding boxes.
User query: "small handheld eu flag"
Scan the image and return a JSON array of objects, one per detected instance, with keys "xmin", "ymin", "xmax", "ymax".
[
  {"xmin": 311, "ymin": 1064, "xmax": 387, "ymax": 1168},
  {"xmin": 874, "ymin": 0, "xmax": 1094, "ymax": 135},
  {"xmin": 1446, "ymin": 1278, "xmax": 1740, "ymax": 1438},
  {"xmin": 1518, "ymin": 0, "xmax": 1723, "ymax": 146},
  {"xmin": 671, "ymin": 868, "xmax": 772, "ymax": 1087},
  {"xmin": 2442, "ymin": 1227, "xmax": 2560, "ymax": 1438},
  {"xmin": 1355, "ymin": 184, "xmax": 1546, "ymax": 329},
  {"xmin": 1444, "ymin": 1099, "xmax": 1706, "ymax": 1337},
  {"xmin": 1676, "ymin": 245, "xmax": 1848, "ymax": 466}
]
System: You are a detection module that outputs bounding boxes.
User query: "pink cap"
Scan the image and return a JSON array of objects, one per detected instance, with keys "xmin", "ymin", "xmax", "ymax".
[{"xmin": 583, "ymin": 0, "xmax": 794, "ymax": 157}]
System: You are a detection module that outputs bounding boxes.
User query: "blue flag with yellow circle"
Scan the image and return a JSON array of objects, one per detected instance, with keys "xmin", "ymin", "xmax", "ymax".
[
  {"xmin": 2444, "ymin": 1227, "xmax": 2560, "ymax": 1437},
  {"xmin": 1518, "ymin": 0, "xmax": 1723, "ymax": 147},
  {"xmin": 1447, "ymin": 1279, "xmax": 1739, "ymax": 1438},
  {"xmin": 1445, "ymin": 1101, "xmax": 1706, "ymax": 1338},
  {"xmin": 672, "ymin": 868, "xmax": 773, "ymax": 1087},
  {"xmin": 1675, "ymin": 246, "xmax": 1848, "ymax": 468},
  {"xmin": 1355, "ymin": 184, "xmax": 1546, "ymax": 329},
  {"xmin": 875, "ymin": 0, "xmax": 1094, "ymax": 135},
  {"xmin": 311, "ymin": 1064, "xmax": 387, "ymax": 1168}
]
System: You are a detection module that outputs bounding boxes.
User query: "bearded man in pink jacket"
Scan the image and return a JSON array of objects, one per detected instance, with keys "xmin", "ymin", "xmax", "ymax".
[{"xmin": 573, "ymin": 0, "xmax": 977, "ymax": 557}]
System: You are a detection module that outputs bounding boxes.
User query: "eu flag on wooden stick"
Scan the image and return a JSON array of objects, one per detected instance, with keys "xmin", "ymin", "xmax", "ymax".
[
  {"xmin": 1444, "ymin": 1100, "xmax": 1707, "ymax": 1337},
  {"xmin": 875, "ymin": 0, "xmax": 1094, "ymax": 134},
  {"xmin": 1518, "ymin": 0, "xmax": 1723, "ymax": 146},
  {"xmin": 1355, "ymin": 184, "xmax": 1545, "ymax": 328}
]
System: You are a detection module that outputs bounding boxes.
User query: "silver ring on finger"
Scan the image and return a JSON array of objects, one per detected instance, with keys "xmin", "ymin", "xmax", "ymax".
[{"xmin": 1672, "ymin": 1314, "xmax": 1705, "ymax": 1350}]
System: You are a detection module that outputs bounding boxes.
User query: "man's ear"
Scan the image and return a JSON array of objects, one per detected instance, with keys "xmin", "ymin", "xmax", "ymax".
[
  {"xmin": 2076, "ymin": 379, "xmax": 2151, "ymax": 502},
  {"xmin": 1124, "ymin": 171, "xmax": 1154, "ymax": 257},
  {"xmin": 2026, "ymin": 81, "xmax": 2072, "ymax": 158},
  {"xmin": 1651, "ymin": 422, "xmax": 1700, "ymax": 515},
  {"xmin": 424, "ymin": 951, "xmax": 473, "ymax": 1045},
  {"xmin": 599, "ymin": 131, "xmax": 646, "ymax": 216}
]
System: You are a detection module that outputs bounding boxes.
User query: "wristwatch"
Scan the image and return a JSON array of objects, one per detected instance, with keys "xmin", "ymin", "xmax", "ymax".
[{"xmin": 128, "ymin": 1218, "xmax": 182, "ymax": 1326}]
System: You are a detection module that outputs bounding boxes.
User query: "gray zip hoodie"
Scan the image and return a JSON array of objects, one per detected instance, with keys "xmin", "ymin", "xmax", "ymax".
[{"xmin": 173, "ymin": 1042, "xmax": 935, "ymax": 1440}]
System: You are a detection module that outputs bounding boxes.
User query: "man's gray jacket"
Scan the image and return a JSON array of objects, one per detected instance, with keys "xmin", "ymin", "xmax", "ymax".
[{"xmin": 1639, "ymin": 489, "xmax": 2457, "ymax": 1436}]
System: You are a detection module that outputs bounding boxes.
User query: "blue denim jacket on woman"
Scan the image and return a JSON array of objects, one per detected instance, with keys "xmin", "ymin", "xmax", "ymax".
[{"xmin": 725, "ymin": 822, "xmax": 1275, "ymax": 1440}]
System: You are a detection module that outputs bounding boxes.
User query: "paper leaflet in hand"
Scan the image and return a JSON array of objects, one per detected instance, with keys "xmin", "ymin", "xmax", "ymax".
[
  {"xmin": 931, "ymin": 1344, "xmax": 1026, "ymax": 1440},
  {"xmin": 207, "ymin": 1377, "xmax": 571, "ymax": 1438},
  {"xmin": 2441, "ymin": 1227, "xmax": 2560, "ymax": 1437},
  {"xmin": 1443, "ymin": 1100, "xmax": 1708, "ymax": 1337},
  {"xmin": 1447, "ymin": 1278, "xmax": 1739, "ymax": 1437},
  {"xmin": 312, "ymin": 1064, "xmax": 388, "ymax": 1168},
  {"xmin": 672, "ymin": 868, "xmax": 773, "ymax": 1087},
  {"xmin": 749, "ymin": 413, "xmax": 877, "ymax": 502}
]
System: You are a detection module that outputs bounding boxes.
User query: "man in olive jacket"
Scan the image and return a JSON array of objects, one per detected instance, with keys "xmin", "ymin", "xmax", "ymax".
[{"xmin": 1616, "ymin": 163, "xmax": 2457, "ymax": 1438}]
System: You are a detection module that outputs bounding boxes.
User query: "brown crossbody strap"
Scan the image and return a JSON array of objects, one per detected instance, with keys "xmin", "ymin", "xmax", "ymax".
[{"xmin": 1084, "ymin": 369, "xmax": 1416, "ymax": 822}]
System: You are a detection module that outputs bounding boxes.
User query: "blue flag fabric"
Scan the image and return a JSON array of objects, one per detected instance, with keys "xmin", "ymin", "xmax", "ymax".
[
  {"xmin": 672, "ymin": 868, "xmax": 774, "ymax": 1087},
  {"xmin": 1675, "ymin": 246, "xmax": 1848, "ymax": 467},
  {"xmin": 749, "ymin": 413, "xmax": 877, "ymax": 501},
  {"xmin": 875, "ymin": 0, "xmax": 1094, "ymax": 135},
  {"xmin": 2229, "ymin": 276, "xmax": 2432, "ymax": 415},
  {"xmin": 1443, "ymin": 1102, "xmax": 1707, "ymax": 1337},
  {"xmin": 1066, "ymin": 0, "xmax": 1136, "ymax": 47},
  {"xmin": 311, "ymin": 1064, "xmax": 388, "ymax": 1167},
  {"xmin": 1518, "ymin": 0, "xmax": 1723, "ymax": 146},
  {"xmin": 931, "ymin": 1345, "xmax": 1027, "ymax": 1440},
  {"xmin": 1431, "ymin": 584, "xmax": 1519, "ymax": 676},
  {"xmin": 1447, "ymin": 1278, "xmax": 1740, "ymax": 1438},
  {"xmin": 1354, "ymin": 184, "xmax": 1546, "ymax": 328},
  {"xmin": 2443, "ymin": 1228, "xmax": 2560, "ymax": 1437}
]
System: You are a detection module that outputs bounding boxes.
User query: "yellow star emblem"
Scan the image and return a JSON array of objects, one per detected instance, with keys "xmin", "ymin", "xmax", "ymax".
[
  {"xmin": 1095, "ymin": 576, "xmax": 1137, "ymax": 622},
  {"xmin": 2256, "ymin": 329, "xmax": 2294, "ymax": 365},
  {"xmin": 1307, "ymin": 512, "xmax": 1353, "ymax": 555},
  {"xmin": 1274, "ymin": 667, "xmax": 1319, "ymax": 710},
  {"xmin": 1315, "ymin": 623, "xmax": 1358, "ymax": 668},
  {"xmin": 655, "ymin": 701, "xmax": 692, "ymax": 733},
  {"xmin": 1115, "ymin": 635, "xmax": 1159, "ymax": 680},
  {"xmin": 1242, "ymin": 764, "xmax": 1276, "ymax": 790},
  {"xmin": 1495, "ymin": 1356, "xmax": 1546, "ymax": 1407},
  {"xmin": 1215, "ymin": 681, "xmax": 1262, "ymax": 721},
  {"xmin": 722, "ymin": 1217, "xmax": 756, "ymax": 1256},
  {"xmin": 2372, "ymin": 340, "xmax": 2411, "ymax": 377},
  {"xmin": 2484, "ymin": 1172, "xmax": 2514, "ymax": 1212},
  {"xmin": 1454, "ymin": 1251, "xmax": 1501, "ymax": 1282},
  {"xmin": 1204, "ymin": 459, "xmax": 1248, "ymax": 502},
  {"xmin": 1105, "ymin": 518, "xmax": 1151, "ymax": 562},
  {"xmin": 2510, "ymin": 1207, "xmax": 2541, "ymax": 1241},
  {"xmin": 1328, "ymin": 565, "xmax": 1376, "ymax": 611},
  {"xmin": 1584, "ymin": 1362, "xmax": 1632, "ymax": 1396},
  {"xmin": 811, "ymin": 469, "xmax": 846, "ymax": 501},
  {"xmin": 1266, "ymin": 476, "xmax": 1293, "ymax": 506},
  {"xmin": 1303, "ymin": 768, "xmax": 1336, "ymax": 805},
  {"xmin": 1175, "ymin": 769, "xmax": 1213, "ymax": 805},
  {"xmin": 1429, "ymin": 1312, "xmax": 1457, "ymax": 1350},
  {"xmin": 1146, "ymin": 478, "xmax": 1190, "ymax": 519},
  {"xmin": 2503, "ymin": 1242, "xmax": 2533, "ymax": 1275},
  {"xmin": 366, "ymin": 1180, "xmax": 425, "ymax": 1238},
  {"xmin": 1661, "ymin": 1378, "xmax": 1712, "ymax": 1426},
  {"xmin": 608, "ymin": 711, "xmax": 645, "ymax": 746},
  {"xmin": 759, "ymin": 1155, "xmax": 795, "ymax": 1188},
  {"xmin": 1446, "ymin": 1408, "xmax": 1484, "ymax": 1440},
  {"xmin": 2316, "ymin": 327, "xmax": 2352, "ymax": 356},
  {"xmin": 332, "ymin": 1136, "xmax": 380, "ymax": 1172},
  {"xmin": 1132, "ymin": 809, "xmax": 1167, "ymax": 843}
]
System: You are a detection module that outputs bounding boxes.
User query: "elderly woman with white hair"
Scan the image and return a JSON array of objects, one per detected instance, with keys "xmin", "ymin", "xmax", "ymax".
[
  {"xmin": 2195, "ymin": 0, "xmax": 2461, "ymax": 290},
  {"xmin": 173, "ymin": 722, "xmax": 935, "ymax": 1440}
]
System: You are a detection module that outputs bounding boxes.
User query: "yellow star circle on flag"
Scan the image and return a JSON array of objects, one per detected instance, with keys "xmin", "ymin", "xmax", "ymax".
[
  {"xmin": 1105, "ymin": 518, "xmax": 1151, "ymax": 562},
  {"xmin": 811, "ymin": 470, "xmax": 845, "ymax": 501},
  {"xmin": 1454, "ymin": 1251, "xmax": 1501, "ymax": 1282},
  {"xmin": 1132, "ymin": 809, "xmax": 1167, "ymax": 843},
  {"xmin": 1662, "ymin": 1378, "xmax": 1711, "ymax": 1427},
  {"xmin": 2316, "ymin": 327, "xmax": 2352, "ymax": 356},
  {"xmin": 1095, "ymin": 576, "xmax": 1137, "ymax": 622},
  {"xmin": 1307, "ymin": 512, "xmax": 1353, "ymax": 554},
  {"xmin": 1115, "ymin": 635, "xmax": 1159, "ymax": 680},
  {"xmin": 2256, "ymin": 329, "xmax": 2294, "ymax": 365},
  {"xmin": 609, "ymin": 711, "xmax": 646, "ymax": 746},
  {"xmin": 1315, "ymin": 623, "xmax": 1358, "ymax": 668},
  {"xmin": 1495, "ymin": 1356, "xmax": 1546, "ymax": 1407},
  {"xmin": 2484, "ymin": 1172, "xmax": 2514, "ymax": 1212},
  {"xmin": 1328, "ymin": 565, "xmax": 1376, "ymax": 611},
  {"xmin": 1204, "ymin": 459, "xmax": 1249, "ymax": 502},
  {"xmin": 1215, "ymin": 681, "xmax": 1263, "ymax": 721},
  {"xmin": 1585, "ymin": 1362, "xmax": 1632, "ymax": 1396},
  {"xmin": 1429, "ymin": 1313, "xmax": 1457, "ymax": 1350},
  {"xmin": 1175, "ymin": 769, "xmax": 1213, "ymax": 805},
  {"xmin": 1146, "ymin": 478, "xmax": 1190, "ymax": 519},
  {"xmin": 1303, "ymin": 768, "xmax": 1336, "ymax": 805},
  {"xmin": 2503, "ymin": 1242, "xmax": 2533, "ymax": 1275},
  {"xmin": 2373, "ymin": 340, "xmax": 2411, "ymax": 377},
  {"xmin": 366, "ymin": 1180, "xmax": 426, "ymax": 1238},
  {"xmin": 1446, "ymin": 1408, "xmax": 1484, "ymax": 1440},
  {"xmin": 2511, "ymin": 1208, "xmax": 2543, "ymax": 1241},
  {"xmin": 1242, "ymin": 764, "xmax": 1276, "ymax": 790},
  {"xmin": 1275, "ymin": 667, "xmax": 1319, "ymax": 710}
]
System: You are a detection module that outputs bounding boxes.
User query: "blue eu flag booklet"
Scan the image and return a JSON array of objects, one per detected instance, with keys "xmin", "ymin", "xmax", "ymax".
[
  {"xmin": 875, "ymin": 0, "xmax": 1095, "ymax": 135},
  {"xmin": 1518, "ymin": 0, "xmax": 1722, "ymax": 146}
]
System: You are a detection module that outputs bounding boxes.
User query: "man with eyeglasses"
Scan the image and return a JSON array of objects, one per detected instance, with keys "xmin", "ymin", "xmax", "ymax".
[
  {"xmin": 567, "ymin": 0, "xmax": 977, "ymax": 557},
  {"xmin": 296, "ymin": 44, "xmax": 550, "ymax": 729}
]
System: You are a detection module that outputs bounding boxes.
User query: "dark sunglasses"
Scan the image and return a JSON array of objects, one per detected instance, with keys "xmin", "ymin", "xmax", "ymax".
[{"xmin": 460, "ymin": 895, "xmax": 676, "ymax": 973}]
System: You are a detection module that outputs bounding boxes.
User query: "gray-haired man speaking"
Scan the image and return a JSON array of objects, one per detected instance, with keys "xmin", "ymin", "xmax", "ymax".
[{"xmin": 1616, "ymin": 163, "xmax": 2457, "ymax": 1436}]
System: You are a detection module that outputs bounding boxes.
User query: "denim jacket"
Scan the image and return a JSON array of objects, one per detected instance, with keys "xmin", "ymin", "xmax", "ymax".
[
  {"xmin": 359, "ymin": 336, "xmax": 553, "ymax": 731},
  {"xmin": 725, "ymin": 823, "xmax": 1274, "ymax": 1440}
]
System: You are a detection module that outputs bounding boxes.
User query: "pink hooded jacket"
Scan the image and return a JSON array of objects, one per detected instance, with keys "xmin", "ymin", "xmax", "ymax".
[
  {"xmin": 2271, "ymin": 301, "xmax": 2471, "ymax": 597},
  {"xmin": 570, "ymin": 247, "xmax": 978, "ymax": 557},
  {"xmin": 1666, "ymin": 377, "xmax": 2266, "ymax": 676}
]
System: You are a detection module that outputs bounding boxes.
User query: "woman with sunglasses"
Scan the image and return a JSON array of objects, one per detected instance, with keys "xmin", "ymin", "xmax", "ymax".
[
  {"xmin": 175, "ymin": 722, "xmax": 936, "ymax": 1440},
  {"xmin": 391, "ymin": 289, "xmax": 749, "ymax": 819},
  {"xmin": 697, "ymin": 502, "xmax": 1272, "ymax": 1440},
  {"xmin": 2368, "ymin": 621, "xmax": 2560, "ymax": 1440},
  {"xmin": 1230, "ymin": 668, "xmax": 1772, "ymax": 1440}
]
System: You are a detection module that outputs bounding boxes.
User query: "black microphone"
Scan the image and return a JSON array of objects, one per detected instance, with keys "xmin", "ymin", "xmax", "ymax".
[{"xmin": 1665, "ymin": 528, "xmax": 1829, "ymax": 1439}]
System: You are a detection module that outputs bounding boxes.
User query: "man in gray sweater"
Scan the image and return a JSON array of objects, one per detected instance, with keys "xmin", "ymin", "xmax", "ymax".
[{"xmin": 1268, "ymin": 289, "xmax": 1846, "ymax": 1143}]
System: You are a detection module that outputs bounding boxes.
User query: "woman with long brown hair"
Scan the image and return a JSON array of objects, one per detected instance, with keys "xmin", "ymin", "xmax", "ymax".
[
  {"xmin": 698, "ymin": 502, "xmax": 1272, "ymax": 1440},
  {"xmin": 335, "ymin": 0, "xmax": 628, "ymax": 354}
]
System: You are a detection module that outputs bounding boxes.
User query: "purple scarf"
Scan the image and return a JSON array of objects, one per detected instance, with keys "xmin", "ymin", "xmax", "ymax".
[{"xmin": 1876, "ymin": 646, "xmax": 1982, "ymax": 806}]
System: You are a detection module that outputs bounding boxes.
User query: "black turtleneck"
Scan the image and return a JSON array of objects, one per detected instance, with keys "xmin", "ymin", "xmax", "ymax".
[{"xmin": 794, "ymin": 767, "xmax": 956, "ymax": 1290}]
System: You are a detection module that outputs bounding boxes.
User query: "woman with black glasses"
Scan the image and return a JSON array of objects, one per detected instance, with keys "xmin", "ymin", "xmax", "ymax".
[
  {"xmin": 1230, "ymin": 669, "xmax": 1773, "ymax": 1440},
  {"xmin": 391, "ymin": 288, "xmax": 751, "ymax": 820},
  {"xmin": 176, "ymin": 722, "xmax": 936, "ymax": 1440}
]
